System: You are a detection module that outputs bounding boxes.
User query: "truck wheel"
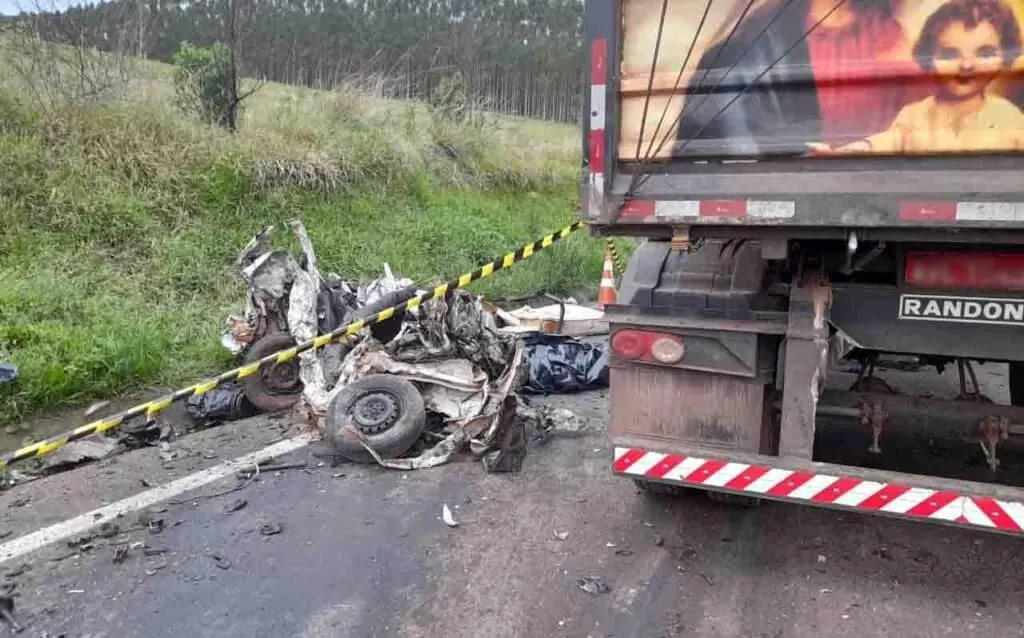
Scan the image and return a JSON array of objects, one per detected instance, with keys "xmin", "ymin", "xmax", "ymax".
[
  {"xmin": 325, "ymin": 374, "xmax": 426, "ymax": 463},
  {"xmin": 1010, "ymin": 363, "xmax": 1024, "ymax": 407},
  {"xmin": 634, "ymin": 480, "xmax": 760, "ymax": 507},
  {"xmin": 240, "ymin": 332, "xmax": 304, "ymax": 412},
  {"xmin": 633, "ymin": 479, "xmax": 689, "ymax": 496},
  {"xmin": 706, "ymin": 491, "xmax": 761, "ymax": 508}
]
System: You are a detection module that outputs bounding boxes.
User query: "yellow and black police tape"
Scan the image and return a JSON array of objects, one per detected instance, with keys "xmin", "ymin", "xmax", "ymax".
[
  {"xmin": 0, "ymin": 221, "xmax": 585, "ymax": 471},
  {"xmin": 604, "ymin": 237, "xmax": 625, "ymax": 277}
]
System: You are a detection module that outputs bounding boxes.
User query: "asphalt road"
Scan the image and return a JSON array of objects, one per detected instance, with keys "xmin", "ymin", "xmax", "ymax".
[{"xmin": 2, "ymin": 371, "xmax": 1024, "ymax": 637}]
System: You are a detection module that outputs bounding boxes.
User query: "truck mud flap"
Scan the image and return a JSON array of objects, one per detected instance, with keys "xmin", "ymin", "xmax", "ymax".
[{"xmin": 614, "ymin": 444, "xmax": 1024, "ymax": 536}]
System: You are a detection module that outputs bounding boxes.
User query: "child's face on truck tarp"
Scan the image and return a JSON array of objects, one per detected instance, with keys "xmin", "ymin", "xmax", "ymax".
[{"xmin": 934, "ymin": 20, "xmax": 1004, "ymax": 99}]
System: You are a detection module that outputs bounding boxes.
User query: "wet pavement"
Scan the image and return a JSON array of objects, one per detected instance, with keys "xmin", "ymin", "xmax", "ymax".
[{"xmin": 1, "ymin": 373, "xmax": 1024, "ymax": 637}]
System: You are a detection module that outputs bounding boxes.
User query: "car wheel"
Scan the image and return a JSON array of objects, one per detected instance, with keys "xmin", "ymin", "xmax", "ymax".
[
  {"xmin": 240, "ymin": 332, "xmax": 304, "ymax": 412},
  {"xmin": 326, "ymin": 374, "xmax": 426, "ymax": 463}
]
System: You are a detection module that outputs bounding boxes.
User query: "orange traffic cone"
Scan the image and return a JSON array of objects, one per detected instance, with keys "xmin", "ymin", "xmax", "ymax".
[{"xmin": 597, "ymin": 252, "xmax": 617, "ymax": 309}]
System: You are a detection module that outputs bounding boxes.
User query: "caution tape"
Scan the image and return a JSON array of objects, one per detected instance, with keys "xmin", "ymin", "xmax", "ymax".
[
  {"xmin": 0, "ymin": 221, "xmax": 585, "ymax": 471},
  {"xmin": 604, "ymin": 238, "xmax": 625, "ymax": 277}
]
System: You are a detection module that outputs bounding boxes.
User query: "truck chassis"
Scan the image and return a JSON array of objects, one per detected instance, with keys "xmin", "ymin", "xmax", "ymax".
[{"xmin": 607, "ymin": 239, "xmax": 1024, "ymax": 537}]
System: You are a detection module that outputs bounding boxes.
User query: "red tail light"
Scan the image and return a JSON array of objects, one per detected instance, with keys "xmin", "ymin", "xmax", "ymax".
[
  {"xmin": 612, "ymin": 330, "xmax": 685, "ymax": 364},
  {"xmin": 905, "ymin": 252, "xmax": 1024, "ymax": 292}
]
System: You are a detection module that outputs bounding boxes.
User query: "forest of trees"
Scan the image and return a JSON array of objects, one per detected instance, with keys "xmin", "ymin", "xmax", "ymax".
[{"xmin": 10, "ymin": 0, "xmax": 585, "ymax": 122}]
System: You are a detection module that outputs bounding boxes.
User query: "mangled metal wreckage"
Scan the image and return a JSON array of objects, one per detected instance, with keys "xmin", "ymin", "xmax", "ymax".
[{"xmin": 221, "ymin": 221, "xmax": 530, "ymax": 472}]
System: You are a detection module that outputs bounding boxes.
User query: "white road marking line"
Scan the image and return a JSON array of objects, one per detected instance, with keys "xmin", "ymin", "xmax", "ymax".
[{"xmin": 0, "ymin": 434, "xmax": 314, "ymax": 565}]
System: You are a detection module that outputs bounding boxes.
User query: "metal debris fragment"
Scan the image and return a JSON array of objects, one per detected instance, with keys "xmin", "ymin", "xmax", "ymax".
[
  {"xmin": 41, "ymin": 439, "xmax": 119, "ymax": 473},
  {"xmin": 441, "ymin": 504, "xmax": 459, "ymax": 528},
  {"xmin": 259, "ymin": 523, "xmax": 283, "ymax": 536},
  {"xmin": 0, "ymin": 595, "xmax": 23, "ymax": 633},
  {"xmin": 84, "ymin": 400, "xmax": 111, "ymax": 418},
  {"xmin": 575, "ymin": 576, "xmax": 611, "ymax": 596},
  {"xmin": 225, "ymin": 499, "xmax": 248, "ymax": 514},
  {"xmin": 112, "ymin": 544, "xmax": 129, "ymax": 564},
  {"xmin": 209, "ymin": 553, "xmax": 232, "ymax": 570},
  {"xmin": 97, "ymin": 522, "xmax": 119, "ymax": 539}
]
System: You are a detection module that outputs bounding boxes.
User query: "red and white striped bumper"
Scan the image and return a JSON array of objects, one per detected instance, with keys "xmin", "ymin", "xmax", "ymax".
[{"xmin": 614, "ymin": 447, "xmax": 1024, "ymax": 535}]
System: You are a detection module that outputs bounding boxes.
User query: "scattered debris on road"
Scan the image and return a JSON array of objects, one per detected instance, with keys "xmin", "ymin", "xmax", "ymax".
[
  {"xmin": 216, "ymin": 221, "xmax": 610, "ymax": 474},
  {"xmin": 0, "ymin": 221, "xmax": 609, "ymax": 494},
  {"xmin": 96, "ymin": 522, "xmax": 119, "ymax": 539},
  {"xmin": 40, "ymin": 439, "xmax": 119, "ymax": 473},
  {"xmin": 224, "ymin": 498, "xmax": 248, "ymax": 513},
  {"xmin": 0, "ymin": 594, "xmax": 23, "ymax": 633},
  {"xmin": 498, "ymin": 300, "xmax": 607, "ymax": 337},
  {"xmin": 235, "ymin": 461, "xmax": 307, "ymax": 480},
  {"xmin": 208, "ymin": 553, "xmax": 232, "ymax": 570},
  {"xmin": 112, "ymin": 544, "xmax": 129, "ymax": 564},
  {"xmin": 259, "ymin": 522, "xmax": 283, "ymax": 536},
  {"xmin": 186, "ymin": 383, "xmax": 258, "ymax": 429},
  {"xmin": 83, "ymin": 400, "xmax": 111, "ymax": 418},
  {"xmin": 441, "ymin": 504, "xmax": 459, "ymax": 528},
  {"xmin": 67, "ymin": 535, "xmax": 95, "ymax": 553},
  {"xmin": 575, "ymin": 576, "xmax": 611, "ymax": 596},
  {"xmin": 533, "ymin": 407, "xmax": 590, "ymax": 443}
]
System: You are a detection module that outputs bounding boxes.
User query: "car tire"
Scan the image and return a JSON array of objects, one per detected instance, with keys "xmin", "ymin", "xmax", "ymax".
[
  {"xmin": 239, "ymin": 332, "xmax": 304, "ymax": 412},
  {"xmin": 326, "ymin": 374, "xmax": 426, "ymax": 463}
]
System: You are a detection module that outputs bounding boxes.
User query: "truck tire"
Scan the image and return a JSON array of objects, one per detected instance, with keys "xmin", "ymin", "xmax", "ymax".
[
  {"xmin": 634, "ymin": 479, "xmax": 761, "ymax": 507},
  {"xmin": 706, "ymin": 491, "xmax": 762, "ymax": 508},
  {"xmin": 240, "ymin": 332, "xmax": 305, "ymax": 412},
  {"xmin": 633, "ymin": 479, "xmax": 689, "ymax": 496},
  {"xmin": 1011, "ymin": 362, "xmax": 1024, "ymax": 407},
  {"xmin": 325, "ymin": 374, "xmax": 426, "ymax": 463}
]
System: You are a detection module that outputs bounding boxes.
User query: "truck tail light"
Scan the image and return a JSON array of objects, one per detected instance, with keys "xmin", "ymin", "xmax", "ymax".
[
  {"xmin": 612, "ymin": 330, "xmax": 685, "ymax": 363},
  {"xmin": 650, "ymin": 336, "xmax": 685, "ymax": 363},
  {"xmin": 905, "ymin": 252, "xmax": 1024, "ymax": 291}
]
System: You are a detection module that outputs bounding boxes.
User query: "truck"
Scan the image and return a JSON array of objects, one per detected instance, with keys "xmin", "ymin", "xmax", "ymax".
[{"xmin": 586, "ymin": 0, "xmax": 1024, "ymax": 535}]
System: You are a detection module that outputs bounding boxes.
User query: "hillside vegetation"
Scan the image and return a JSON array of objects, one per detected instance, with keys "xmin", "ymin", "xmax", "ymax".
[
  {"xmin": 14, "ymin": 0, "xmax": 583, "ymax": 122},
  {"xmin": 0, "ymin": 46, "xmax": 595, "ymax": 433}
]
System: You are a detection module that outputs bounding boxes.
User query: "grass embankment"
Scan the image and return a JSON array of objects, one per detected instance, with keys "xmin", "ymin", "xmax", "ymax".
[{"xmin": 0, "ymin": 63, "xmax": 599, "ymax": 432}]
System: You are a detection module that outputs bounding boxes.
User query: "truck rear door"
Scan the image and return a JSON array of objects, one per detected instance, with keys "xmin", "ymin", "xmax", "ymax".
[{"xmin": 584, "ymin": 0, "xmax": 1024, "ymax": 241}]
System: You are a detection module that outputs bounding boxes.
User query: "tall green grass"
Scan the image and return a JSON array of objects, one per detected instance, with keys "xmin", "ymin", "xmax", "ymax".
[{"xmin": 0, "ymin": 59, "xmax": 598, "ymax": 432}]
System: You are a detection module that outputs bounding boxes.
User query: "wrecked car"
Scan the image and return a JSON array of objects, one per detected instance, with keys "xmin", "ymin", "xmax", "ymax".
[{"xmin": 217, "ymin": 221, "xmax": 529, "ymax": 472}]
